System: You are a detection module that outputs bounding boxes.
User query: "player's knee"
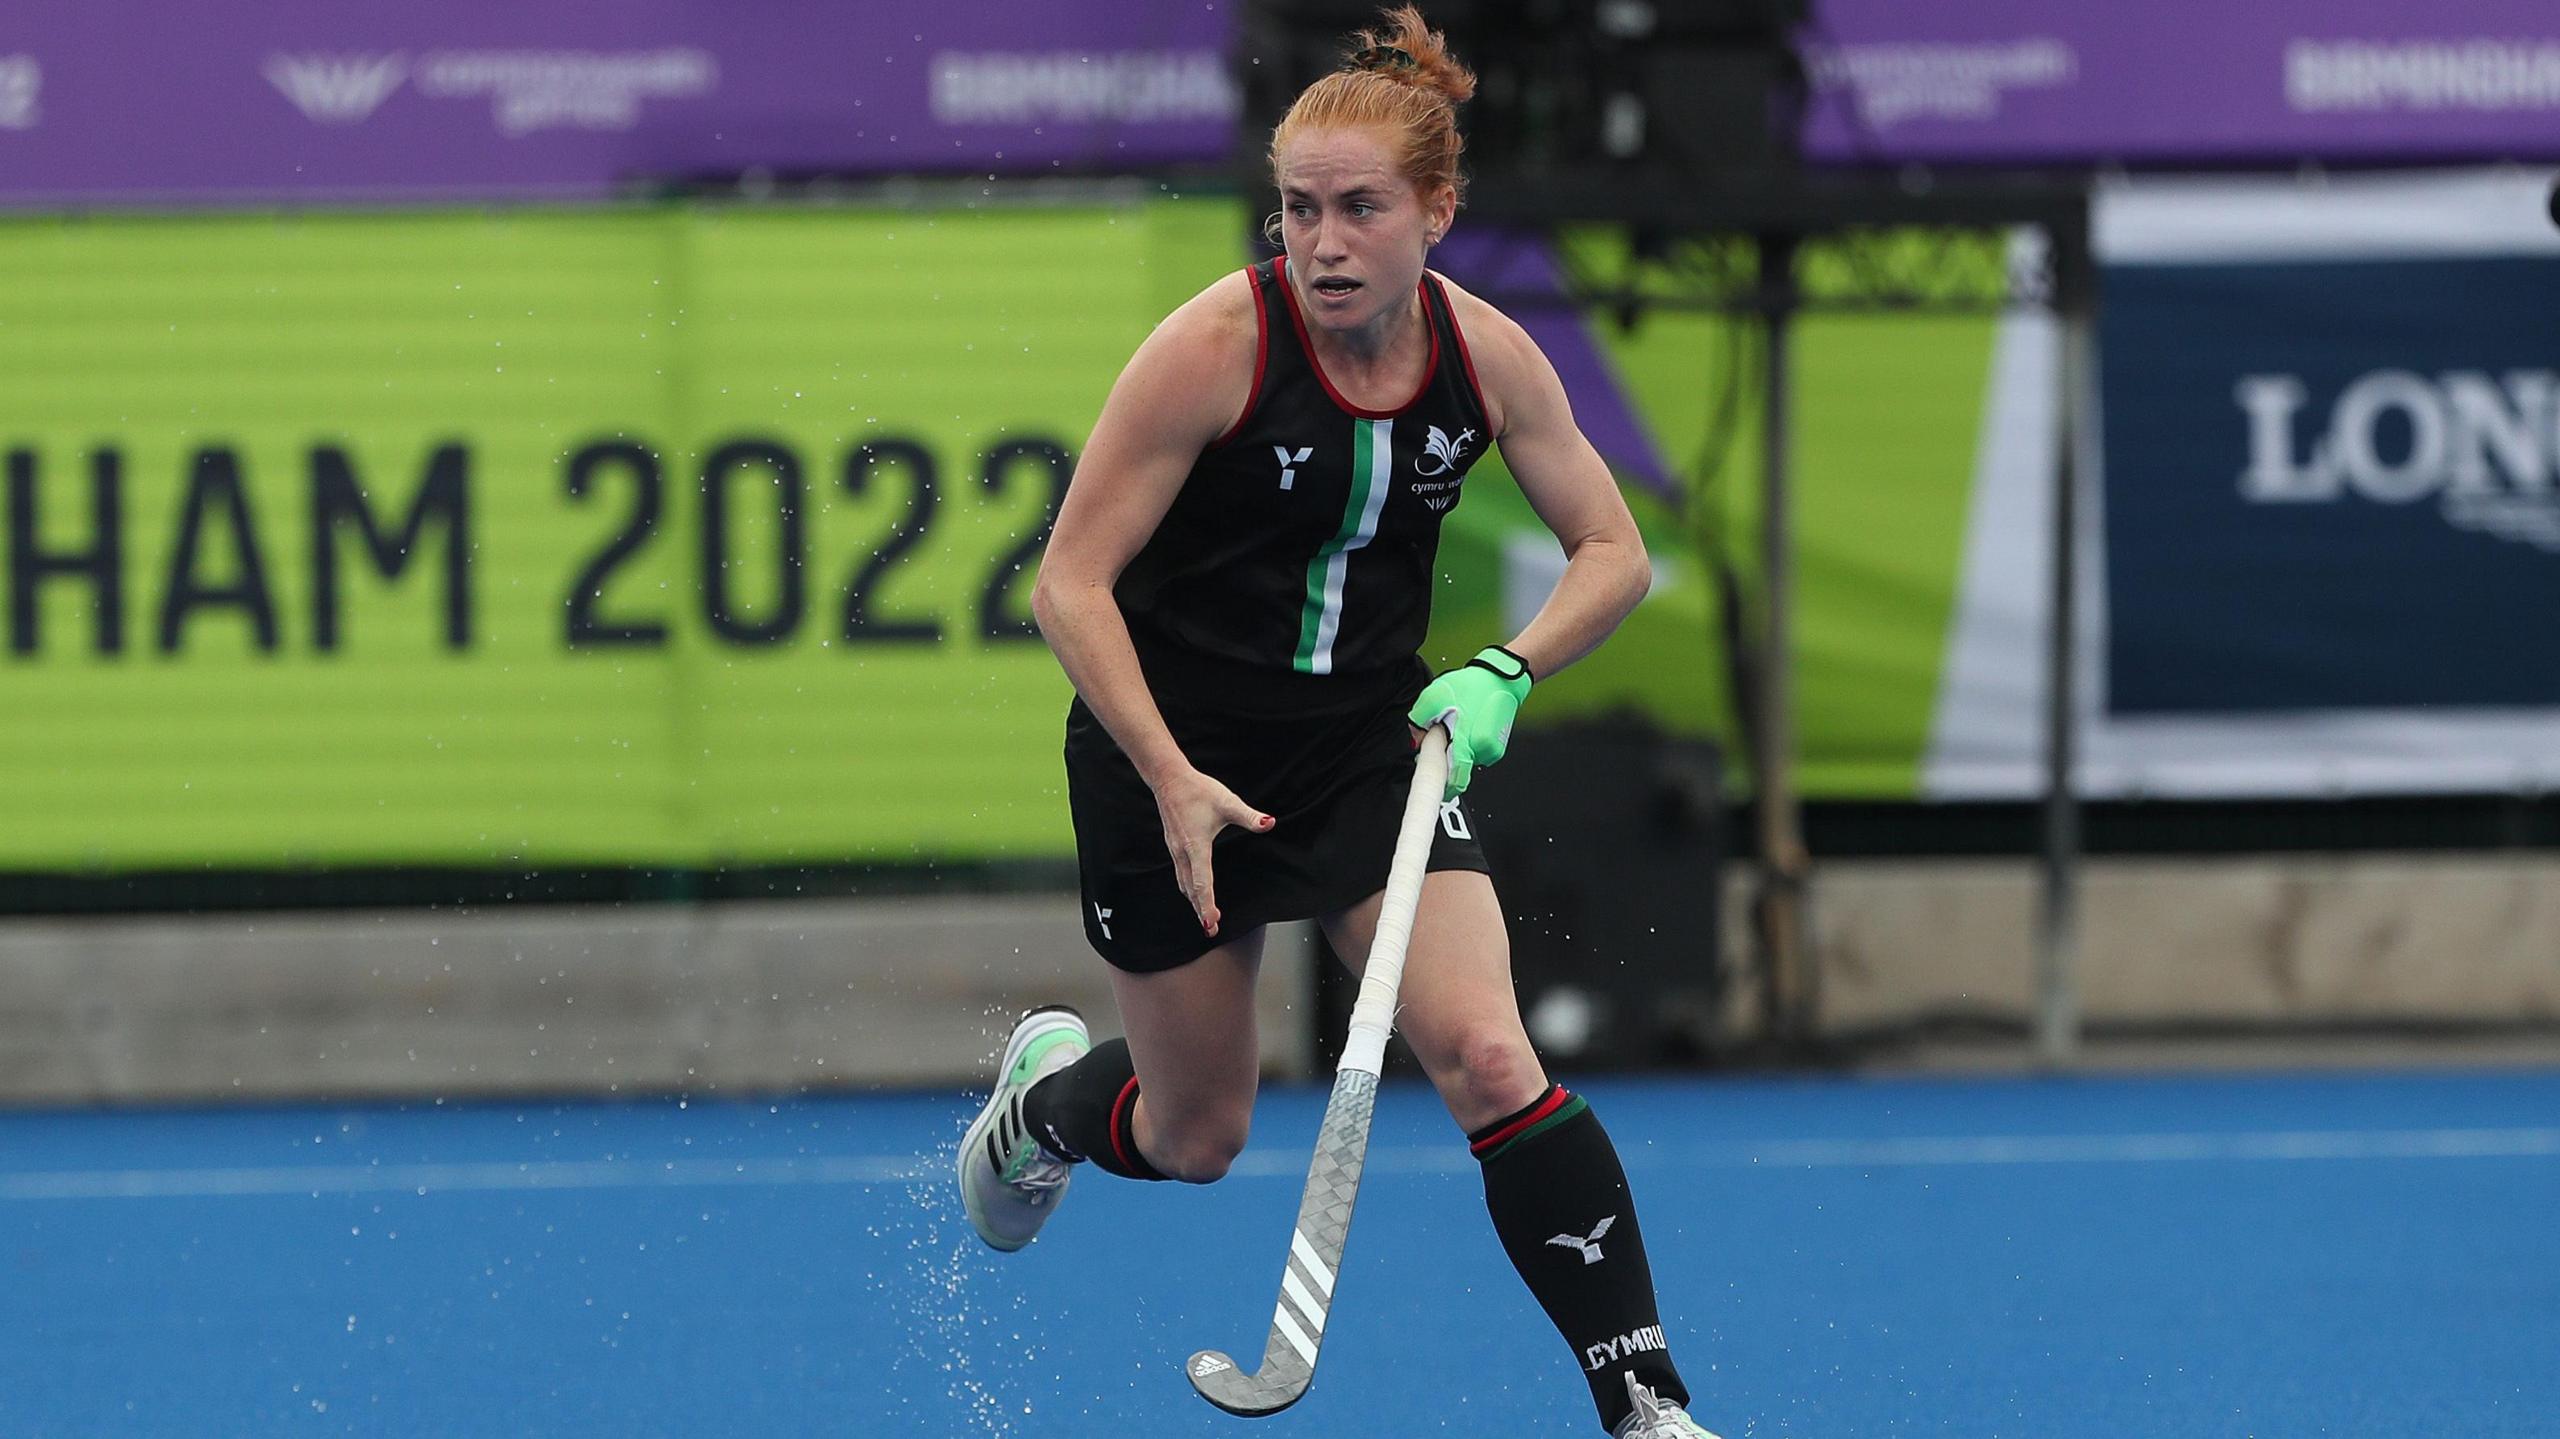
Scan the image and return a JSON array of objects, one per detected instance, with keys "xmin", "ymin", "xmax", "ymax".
[
  {"xmin": 1148, "ymin": 1113, "xmax": 1251, "ymax": 1184},
  {"xmin": 1439, "ymin": 1025, "xmax": 1545, "ymax": 1120}
]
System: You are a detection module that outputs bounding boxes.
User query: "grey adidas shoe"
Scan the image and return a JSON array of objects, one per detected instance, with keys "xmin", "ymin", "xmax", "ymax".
[
  {"xmin": 1613, "ymin": 1373, "xmax": 1725, "ymax": 1439},
  {"xmin": 958, "ymin": 1006, "xmax": 1091, "ymax": 1252}
]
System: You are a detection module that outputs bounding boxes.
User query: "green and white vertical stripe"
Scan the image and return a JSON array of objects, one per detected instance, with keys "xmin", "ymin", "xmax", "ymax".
[{"xmin": 1294, "ymin": 419, "xmax": 1394, "ymax": 674}]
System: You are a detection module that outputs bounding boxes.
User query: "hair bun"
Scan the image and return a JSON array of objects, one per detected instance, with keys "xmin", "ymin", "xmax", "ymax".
[
  {"xmin": 1271, "ymin": 5, "xmax": 1476, "ymax": 206},
  {"xmin": 1346, "ymin": 6, "xmax": 1477, "ymax": 106}
]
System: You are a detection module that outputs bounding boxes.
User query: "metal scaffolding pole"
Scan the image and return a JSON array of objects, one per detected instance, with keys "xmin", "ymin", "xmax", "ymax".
[
  {"xmin": 2036, "ymin": 228, "xmax": 2098, "ymax": 1066},
  {"xmin": 1752, "ymin": 232, "xmax": 1815, "ymax": 1044}
]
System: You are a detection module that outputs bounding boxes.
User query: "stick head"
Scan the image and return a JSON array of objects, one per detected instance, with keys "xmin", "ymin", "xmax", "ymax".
[{"xmin": 1186, "ymin": 1347, "xmax": 1311, "ymax": 1416}]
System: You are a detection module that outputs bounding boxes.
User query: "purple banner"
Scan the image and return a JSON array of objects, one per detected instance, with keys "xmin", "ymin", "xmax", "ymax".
[
  {"xmin": 0, "ymin": 1, "xmax": 1238, "ymax": 206},
  {"xmin": 10, "ymin": 1, "xmax": 2559, "ymax": 207},
  {"xmin": 1803, "ymin": 0, "xmax": 2560, "ymax": 165}
]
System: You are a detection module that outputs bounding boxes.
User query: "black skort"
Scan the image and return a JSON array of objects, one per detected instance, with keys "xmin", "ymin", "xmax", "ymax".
[{"xmin": 1064, "ymin": 660, "xmax": 1489, "ymax": 973}]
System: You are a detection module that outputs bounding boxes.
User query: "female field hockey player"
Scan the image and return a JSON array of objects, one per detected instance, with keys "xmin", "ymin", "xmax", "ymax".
[{"xmin": 958, "ymin": 9, "xmax": 1720, "ymax": 1436}]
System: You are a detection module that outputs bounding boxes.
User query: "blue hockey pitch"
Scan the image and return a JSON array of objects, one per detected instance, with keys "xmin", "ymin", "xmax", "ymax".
[{"xmin": 3, "ymin": 1067, "xmax": 2555, "ymax": 1436}]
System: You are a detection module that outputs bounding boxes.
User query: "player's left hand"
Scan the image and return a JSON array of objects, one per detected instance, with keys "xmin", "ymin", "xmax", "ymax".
[{"xmin": 1407, "ymin": 645, "xmax": 1533, "ymax": 800}]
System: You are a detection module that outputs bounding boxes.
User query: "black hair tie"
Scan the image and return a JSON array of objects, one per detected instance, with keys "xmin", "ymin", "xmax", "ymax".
[{"xmin": 1350, "ymin": 44, "xmax": 1418, "ymax": 73}]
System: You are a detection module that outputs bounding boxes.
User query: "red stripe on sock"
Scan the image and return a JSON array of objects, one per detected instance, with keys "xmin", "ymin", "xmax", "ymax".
[
  {"xmin": 1108, "ymin": 1076, "xmax": 1143, "ymax": 1173},
  {"xmin": 1469, "ymin": 1086, "xmax": 1570, "ymax": 1157}
]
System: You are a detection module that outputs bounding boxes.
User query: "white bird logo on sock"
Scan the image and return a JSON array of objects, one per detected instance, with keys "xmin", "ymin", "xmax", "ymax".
[{"xmin": 1547, "ymin": 1214, "xmax": 1617, "ymax": 1265}]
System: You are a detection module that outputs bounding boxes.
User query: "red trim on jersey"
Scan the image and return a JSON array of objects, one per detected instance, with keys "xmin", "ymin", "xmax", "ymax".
[
  {"xmin": 1431, "ymin": 272, "xmax": 1490, "ymax": 430},
  {"xmin": 1108, "ymin": 1076, "xmax": 1144, "ymax": 1172},
  {"xmin": 1274, "ymin": 254, "xmax": 1440, "ymax": 420},
  {"xmin": 1208, "ymin": 265, "xmax": 1271, "ymax": 449},
  {"xmin": 1467, "ymin": 1085, "xmax": 1571, "ymax": 1158}
]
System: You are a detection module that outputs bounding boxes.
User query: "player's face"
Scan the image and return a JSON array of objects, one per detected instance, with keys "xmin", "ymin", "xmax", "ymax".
[{"xmin": 1274, "ymin": 126, "xmax": 1454, "ymax": 336}]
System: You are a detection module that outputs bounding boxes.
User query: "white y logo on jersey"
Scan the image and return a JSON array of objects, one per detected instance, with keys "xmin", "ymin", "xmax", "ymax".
[
  {"xmin": 1273, "ymin": 445, "xmax": 1313, "ymax": 490},
  {"xmin": 1092, "ymin": 903, "xmax": 1114, "ymax": 939},
  {"xmin": 1415, "ymin": 425, "xmax": 1475, "ymax": 477},
  {"xmin": 1547, "ymin": 1214, "xmax": 1617, "ymax": 1265}
]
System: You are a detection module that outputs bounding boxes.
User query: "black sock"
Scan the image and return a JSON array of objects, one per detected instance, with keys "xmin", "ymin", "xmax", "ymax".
[
  {"xmin": 1019, "ymin": 1037, "xmax": 1170, "ymax": 1182},
  {"xmin": 1473, "ymin": 1086, "xmax": 1688, "ymax": 1434}
]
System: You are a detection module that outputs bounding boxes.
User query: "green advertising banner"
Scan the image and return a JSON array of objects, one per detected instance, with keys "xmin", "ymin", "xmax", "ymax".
[
  {"xmin": 3, "ymin": 201, "xmax": 2006, "ymax": 872},
  {"xmin": 2, "ymin": 201, "xmax": 1240, "ymax": 869}
]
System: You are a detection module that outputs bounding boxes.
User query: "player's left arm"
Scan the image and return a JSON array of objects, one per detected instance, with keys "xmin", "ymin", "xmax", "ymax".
[
  {"xmin": 1460, "ymin": 291, "xmax": 1650, "ymax": 680},
  {"xmin": 1405, "ymin": 282, "xmax": 1649, "ymax": 797}
]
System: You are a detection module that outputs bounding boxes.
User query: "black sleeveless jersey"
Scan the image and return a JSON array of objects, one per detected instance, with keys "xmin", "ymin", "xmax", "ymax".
[{"xmin": 1115, "ymin": 255, "xmax": 1493, "ymax": 710}]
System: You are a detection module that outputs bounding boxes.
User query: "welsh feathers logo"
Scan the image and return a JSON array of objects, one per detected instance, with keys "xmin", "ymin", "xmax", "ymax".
[
  {"xmin": 1415, "ymin": 425, "xmax": 1475, "ymax": 477},
  {"xmin": 265, "ymin": 53, "xmax": 407, "ymax": 124}
]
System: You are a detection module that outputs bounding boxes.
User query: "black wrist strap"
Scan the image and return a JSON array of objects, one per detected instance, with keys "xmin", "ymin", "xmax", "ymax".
[{"xmin": 1465, "ymin": 645, "xmax": 1534, "ymax": 685}]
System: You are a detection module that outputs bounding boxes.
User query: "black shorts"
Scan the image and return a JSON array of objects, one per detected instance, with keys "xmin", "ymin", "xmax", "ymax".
[{"xmin": 1064, "ymin": 662, "xmax": 1490, "ymax": 973}]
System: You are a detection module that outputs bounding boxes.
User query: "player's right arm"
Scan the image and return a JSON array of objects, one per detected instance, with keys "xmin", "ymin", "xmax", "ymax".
[{"xmin": 1032, "ymin": 272, "xmax": 1275, "ymax": 938}]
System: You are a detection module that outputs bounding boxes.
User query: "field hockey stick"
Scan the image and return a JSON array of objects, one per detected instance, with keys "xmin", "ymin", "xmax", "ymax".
[{"xmin": 1185, "ymin": 724, "xmax": 1452, "ymax": 1417}]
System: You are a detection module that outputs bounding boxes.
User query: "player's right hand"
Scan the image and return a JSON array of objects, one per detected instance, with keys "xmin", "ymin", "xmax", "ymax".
[{"xmin": 1150, "ymin": 767, "xmax": 1275, "ymax": 938}]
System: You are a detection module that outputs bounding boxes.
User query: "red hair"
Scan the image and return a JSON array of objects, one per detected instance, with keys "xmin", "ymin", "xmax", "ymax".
[{"xmin": 1270, "ymin": 6, "xmax": 1478, "ymax": 206}]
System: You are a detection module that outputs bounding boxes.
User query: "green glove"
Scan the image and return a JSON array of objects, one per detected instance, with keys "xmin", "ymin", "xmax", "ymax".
[{"xmin": 1408, "ymin": 646, "xmax": 1534, "ymax": 799}]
